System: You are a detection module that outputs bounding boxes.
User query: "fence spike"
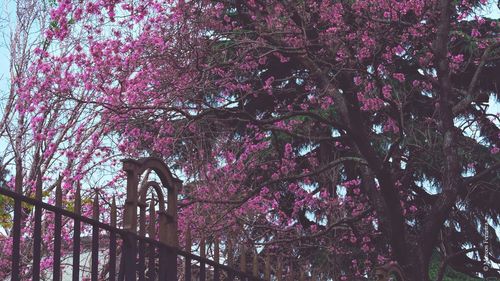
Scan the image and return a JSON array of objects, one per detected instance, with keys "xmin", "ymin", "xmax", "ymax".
[
  {"xmin": 53, "ymin": 181, "xmax": 63, "ymax": 281},
  {"xmin": 93, "ymin": 192, "xmax": 99, "ymax": 219},
  {"xmin": 35, "ymin": 168, "xmax": 42, "ymax": 200},
  {"xmin": 55, "ymin": 182, "xmax": 62, "ymax": 208},
  {"xmin": 75, "ymin": 184, "xmax": 81, "ymax": 215},
  {"xmin": 111, "ymin": 197, "xmax": 117, "ymax": 227}
]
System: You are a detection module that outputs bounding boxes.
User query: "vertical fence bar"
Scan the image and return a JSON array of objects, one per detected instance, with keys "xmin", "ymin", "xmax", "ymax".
[
  {"xmin": 165, "ymin": 245, "xmax": 177, "ymax": 281},
  {"xmin": 72, "ymin": 185, "xmax": 81, "ymax": 281},
  {"xmin": 158, "ymin": 243, "xmax": 167, "ymax": 281},
  {"xmin": 52, "ymin": 183, "xmax": 63, "ymax": 281},
  {"xmin": 118, "ymin": 246, "xmax": 125, "ymax": 281},
  {"xmin": 240, "ymin": 244, "xmax": 247, "ymax": 281},
  {"xmin": 184, "ymin": 226, "xmax": 191, "ymax": 281},
  {"xmin": 123, "ymin": 233, "xmax": 137, "ymax": 281},
  {"xmin": 32, "ymin": 172, "xmax": 43, "ymax": 281},
  {"xmin": 199, "ymin": 236, "xmax": 206, "ymax": 258},
  {"xmin": 11, "ymin": 195, "xmax": 21, "ymax": 281},
  {"xmin": 109, "ymin": 197, "xmax": 117, "ymax": 281},
  {"xmin": 11, "ymin": 169, "xmax": 23, "ymax": 281},
  {"xmin": 227, "ymin": 239, "xmax": 234, "ymax": 281},
  {"xmin": 147, "ymin": 199, "xmax": 156, "ymax": 281},
  {"xmin": 184, "ymin": 257, "xmax": 192, "ymax": 281},
  {"xmin": 214, "ymin": 237, "xmax": 220, "ymax": 281},
  {"xmin": 122, "ymin": 161, "xmax": 138, "ymax": 281},
  {"xmin": 138, "ymin": 202, "xmax": 146, "ymax": 281},
  {"xmin": 158, "ymin": 241, "xmax": 177, "ymax": 281},
  {"xmin": 32, "ymin": 203, "xmax": 42, "ymax": 280},
  {"xmin": 199, "ymin": 237, "xmax": 206, "ymax": 281},
  {"xmin": 199, "ymin": 260, "xmax": 206, "ymax": 281},
  {"xmin": 91, "ymin": 192, "xmax": 100, "ymax": 281}
]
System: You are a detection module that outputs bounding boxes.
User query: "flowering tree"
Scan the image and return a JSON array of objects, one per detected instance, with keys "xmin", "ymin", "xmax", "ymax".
[
  {"xmin": 3, "ymin": 0, "xmax": 500, "ymax": 280},
  {"xmin": 0, "ymin": 0, "xmax": 123, "ymax": 278}
]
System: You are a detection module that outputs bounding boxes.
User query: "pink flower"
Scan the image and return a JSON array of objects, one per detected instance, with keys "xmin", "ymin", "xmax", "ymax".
[
  {"xmin": 393, "ymin": 73, "xmax": 405, "ymax": 82},
  {"xmin": 354, "ymin": 76, "xmax": 362, "ymax": 86},
  {"xmin": 471, "ymin": 28, "xmax": 481, "ymax": 37},
  {"xmin": 382, "ymin": 85, "xmax": 392, "ymax": 99}
]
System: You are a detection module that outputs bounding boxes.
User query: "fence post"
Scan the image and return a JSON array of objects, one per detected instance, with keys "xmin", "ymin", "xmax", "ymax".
[
  {"xmin": 91, "ymin": 192, "xmax": 100, "ymax": 281},
  {"xmin": 138, "ymin": 197, "xmax": 147, "ymax": 281},
  {"xmin": 185, "ymin": 226, "xmax": 192, "ymax": 281},
  {"xmin": 109, "ymin": 197, "xmax": 117, "ymax": 281},
  {"xmin": 32, "ymin": 170, "xmax": 43, "ymax": 281},
  {"xmin": 240, "ymin": 244, "xmax": 247, "ymax": 280},
  {"xmin": 72, "ymin": 184, "xmax": 81, "ymax": 281},
  {"xmin": 227, "ymin": 238, "xmax": 235, "ymax": 281},
  {"xmin": 148, "ymin": 199, "xmax": 156, "ymax": 280},
  {"xmin": 122, "ymin": 160, "xmax": 139, "ymax": 281},
  {"xmin": 199, "ymin": 236, "xmax": 206, "ymax": 280},
  {"xmin": 11, "ymin": 164, "xmax": 23, "ymax": 281},
  {"xmin": 214, "ymin": 236, "xmax": 221, "ymax": 281},
  {"xmin": 53, "ymin": 182, "xmax": 63, "ymax": 281}
]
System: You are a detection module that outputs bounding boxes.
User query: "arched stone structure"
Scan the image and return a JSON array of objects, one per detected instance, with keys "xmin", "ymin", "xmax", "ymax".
[{"xmin": 122, "ymin": 157, "xmax": 181, "ymax": 247}]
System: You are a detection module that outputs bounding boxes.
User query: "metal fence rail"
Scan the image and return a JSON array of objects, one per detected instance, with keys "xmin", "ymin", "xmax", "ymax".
[{"xmin": 0, "ymin": 185, "xmax": 264, "ymax": 281}]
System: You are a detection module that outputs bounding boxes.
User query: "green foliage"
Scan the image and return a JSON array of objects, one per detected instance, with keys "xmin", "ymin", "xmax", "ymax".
[
  {"xmin": 0, "ymin": 161, "xmax": 11, "ymax": 228},
  {"xmin": 429, "ymin": 252, "xmax": 482, "ymax": 281}
]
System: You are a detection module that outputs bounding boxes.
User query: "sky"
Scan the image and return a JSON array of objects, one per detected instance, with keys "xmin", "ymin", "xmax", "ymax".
[{"xmin": 0, "ymin": 1, "xmax": 499, "ymax": 97}]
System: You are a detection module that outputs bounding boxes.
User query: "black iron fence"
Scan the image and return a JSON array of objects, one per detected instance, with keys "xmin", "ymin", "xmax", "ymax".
[
  {"xmin": 0, "ymin": 157, "xmax": 265, "ymax": 281},
  {"xmin": 0, "ymin": 185, "xmax": 264, "ymax": 281}
]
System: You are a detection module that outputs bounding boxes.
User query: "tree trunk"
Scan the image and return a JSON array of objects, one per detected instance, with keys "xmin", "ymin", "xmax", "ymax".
[{"xmin": 402, "ymin": 249, "xmax": 431, "ymax": 281}]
